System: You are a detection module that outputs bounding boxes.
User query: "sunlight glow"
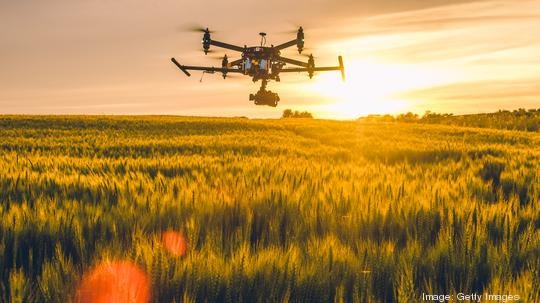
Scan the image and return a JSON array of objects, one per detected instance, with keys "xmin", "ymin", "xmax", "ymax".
[{"xmin": 300, "ymin": 59, "xmax": 455, "ymax": 119}]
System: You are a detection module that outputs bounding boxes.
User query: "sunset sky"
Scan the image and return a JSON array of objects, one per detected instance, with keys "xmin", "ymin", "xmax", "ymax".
[{"xmin": 1, "ymin": 0, "xmax": 539, "ymax": 119}]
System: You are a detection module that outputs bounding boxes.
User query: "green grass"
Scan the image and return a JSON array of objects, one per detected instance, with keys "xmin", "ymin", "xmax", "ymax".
[{"xmin": 0, "ymin": 116, "xmax": 539, "ymax": 302}]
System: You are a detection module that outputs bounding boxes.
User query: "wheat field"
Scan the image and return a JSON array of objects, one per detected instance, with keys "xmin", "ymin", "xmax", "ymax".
[{"xmin": 0, "ymin": 116, "xmax": 539, "ymax": 302}]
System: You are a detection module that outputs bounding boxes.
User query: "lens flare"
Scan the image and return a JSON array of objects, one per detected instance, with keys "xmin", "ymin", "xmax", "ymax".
[
  {"xmin": 162, "ymin": 230, "xmax": 188, "ymax": 257},
  {"xmin": 75, "ymin": 260, "xmax": 150, "ymax": 303}
]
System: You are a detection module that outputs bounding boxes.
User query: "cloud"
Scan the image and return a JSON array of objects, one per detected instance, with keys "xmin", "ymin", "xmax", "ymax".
[{"xmin": 326, "ymin": 0, "xmax": 540, "ymax": 60}]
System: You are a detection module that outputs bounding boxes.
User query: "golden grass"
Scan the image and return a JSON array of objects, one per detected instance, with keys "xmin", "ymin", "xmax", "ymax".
[{"xmin": 0, "ymin": 116, "xmax": 539, "ymax": 302}]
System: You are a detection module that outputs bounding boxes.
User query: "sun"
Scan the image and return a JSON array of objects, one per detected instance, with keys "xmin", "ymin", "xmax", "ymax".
[{"xmin": 299, "ymin": 59, "xmax": 454, "ymax": 119}]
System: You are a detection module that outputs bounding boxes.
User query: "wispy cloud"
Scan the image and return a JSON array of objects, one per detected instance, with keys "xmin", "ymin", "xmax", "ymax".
[{"xmin": 312, "ymin": 0, "xmax": 540, "ymax": 115}]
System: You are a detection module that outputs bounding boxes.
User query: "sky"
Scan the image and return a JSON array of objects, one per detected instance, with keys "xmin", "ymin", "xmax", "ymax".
[{"xmin": 1, "ymin": 0, "xmax": 539, "ymax": 119}]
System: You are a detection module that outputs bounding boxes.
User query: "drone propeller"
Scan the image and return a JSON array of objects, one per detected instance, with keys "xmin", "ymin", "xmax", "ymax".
[
  {"xmin": 281, "ymin": 47, "xmax": 313, "ymax": 57},
  {"xmin": 209, "ymin": 54, "xmax": 229, "ymax": 60},
  {"xmin": 280, "ymin": 22, "xmax": 304, "ymax": 33},
  {"xmin": 300, "ymin": 53, "xmax": 318, "ymax": 59},
  {"xmin": 278, "ymin": 29, "xmax": 299, "ymax": 34},
  {"xmin": 179, "ymin": 23, "xmax": 215, "ymax": 33},
  {"xmin": 199, "ymin": 71, "xmax": 240, "ymax": 82},
  {"xmin": 276, "ymin": 22, "xmax": 305, "ymax": 34}
]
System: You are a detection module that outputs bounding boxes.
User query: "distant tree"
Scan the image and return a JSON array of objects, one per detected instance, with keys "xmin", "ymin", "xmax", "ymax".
[
  {"xmin": 380, "ymin": 114, "xmax": 396, "ymax": 122},
  {"xmin": 357, "ymin": 114, "xmax": 395, "ymax": 123},
  {"xmin": 282, "ymin": 109, "xmax": 313, "ymax": 118},
  {"xmin": 282, "ymin": 109, "xmax": 293, "ymax": 118},
  {"xmin": 396, "ymin": 112, "xmax": 419, "ymax": 123},
  {"xmin": 421, "ymin": 111, "xmax": 453, "ymax": 124},
  {"xmin": 296, "ymin": 111, "xmax": 313, "ymax": 118}
]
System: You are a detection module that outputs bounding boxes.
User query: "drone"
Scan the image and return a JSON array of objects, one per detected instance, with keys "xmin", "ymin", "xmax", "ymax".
[{"xmin": 171, "ymin": 27, "xmax": 345, "ymax": 107}]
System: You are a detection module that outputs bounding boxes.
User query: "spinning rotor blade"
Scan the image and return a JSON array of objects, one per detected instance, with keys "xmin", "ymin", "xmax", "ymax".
[
  {"xmin": 300, "ymin": 53, "xmax": 317, "ymax": 59},
  {"xmin": 209, "ymin": 54, "xmax": 235, "ymax": 60},
  {"xmin": 209, "ymin": 54, "xmax": 227, "ymax": 60},
  {"xmin": 187, "ymin": 26, "xmax": 207, "ymax": 33},
  {"xmin": 283, "ymin": 45, "xmax": 313, "ymax": 54},
  {"xmin": 179, "ymin": 23, "xmax": 215, "ymax": 33},
  {"xmin": 278, "ymin": 22, "xmax": 304, "ymax": 34},
  {"xmin": 278, "ymin": 28, "xmax": 299, "ymax": 34}
]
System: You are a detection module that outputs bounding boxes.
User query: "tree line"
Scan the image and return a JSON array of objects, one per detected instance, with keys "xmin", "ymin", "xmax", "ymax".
[{"xmin": 358, "ymin": 108, "xmax": 540, "ymax": 132}]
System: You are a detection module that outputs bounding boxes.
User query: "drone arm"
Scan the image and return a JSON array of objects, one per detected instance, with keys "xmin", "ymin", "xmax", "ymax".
[
  {"xmin": 274, "ymin": 39, "xmax": 297, "ymax": 51},
  {"xmin": 229, "ymin": 58, "xmax": 244, "ymax": 66},
  {"xmin": 171, "ymin": 58, "xmax": 242, "ymax": 76},
  {"xmin": 280, "ymin": 66, "xmax": 345, "ymax": 80},
  {"xmin": 277, "ymin": 56, "xmax": 308, "ymax": 67},
  {"xmin": 280, "ymin": 56, "xmax": 346, "ymax": 81},
  {"xmin": 209, "ymin": 40, "xmax": 244, "ymax": 52},
  {"xmin": 313, "ymin": 66, "xmax": 341, "ymax": 71},
  {"xmin": 279, "ymin": 68, "xmax": 309, "ymax": 72},
  {"xmin": 183, "ymin": 66, "xmax": 243, "ymax": 73}
]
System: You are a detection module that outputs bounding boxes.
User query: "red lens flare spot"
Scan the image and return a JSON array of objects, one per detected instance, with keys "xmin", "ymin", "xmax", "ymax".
[
  {"xmin": 75, "ymin": 260, "xmax": 150, "ymax": 303},
  {"xmin": 162, "ymin": 230, "xmax": 188, "ymax": 257}
]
